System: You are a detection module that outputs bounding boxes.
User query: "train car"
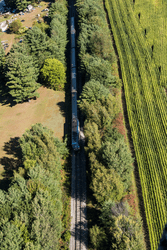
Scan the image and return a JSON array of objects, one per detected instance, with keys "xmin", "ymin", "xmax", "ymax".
[
  {"xmin": 71, "ymin": 17, "xmax": 75, "ymax": 48},
  {"xmin": 71, "ymin": 17, "xmax": 80, "ymax": 151},
  {"xmin": 71, "ymin": 47, "xmax": 76, "ymax": 68}
]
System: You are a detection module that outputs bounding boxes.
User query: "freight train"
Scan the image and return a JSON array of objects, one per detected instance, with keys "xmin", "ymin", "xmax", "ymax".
[{"xmin": 71, "ymin": 17, "xmax": 80, "ymax": 151}]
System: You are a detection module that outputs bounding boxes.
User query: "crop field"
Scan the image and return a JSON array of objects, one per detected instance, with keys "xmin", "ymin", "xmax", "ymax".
[
  {"xmin": 132, "ymin": 0, "xmax": 167, "ymax": 91},
  {"xmin": 105, "ymin": 0, "xmax": 167, "ymax": 249}
]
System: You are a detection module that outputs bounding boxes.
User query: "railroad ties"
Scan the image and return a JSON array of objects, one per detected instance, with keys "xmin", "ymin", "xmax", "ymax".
[{"xmin": 70, "ymin": 4, "xmax": 88, "ymax": 249}]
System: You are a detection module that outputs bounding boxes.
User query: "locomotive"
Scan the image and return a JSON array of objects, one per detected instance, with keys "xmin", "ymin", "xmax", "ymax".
[{"xmin": 71, "ymin": 17, "xmax": 80, "ymax": 151}]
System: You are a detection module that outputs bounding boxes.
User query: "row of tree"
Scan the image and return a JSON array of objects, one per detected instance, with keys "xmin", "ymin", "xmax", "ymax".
[
  {"xmin": 0, "ymin": 123, "xmax": 69, "ymax": 249},
  {"xmin": 76, "ymin": 0, "xmax": 146, "ymax": 249},
  {"xmin": 0, "ymin": 0, "xmax": 68, "ymax": 103}
]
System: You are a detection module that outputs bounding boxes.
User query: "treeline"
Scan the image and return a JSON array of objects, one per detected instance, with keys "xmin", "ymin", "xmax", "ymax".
[
  {"xmin": 0, "ymin": 0, "xmax": 68, "ymax": 103},
  {"xmin": 76, "ymin": 0, "xmax": 146, "ymax": 249},
  {"xmin": 0, "ymin": 123, "xmax": 69, "ymax": 249}
]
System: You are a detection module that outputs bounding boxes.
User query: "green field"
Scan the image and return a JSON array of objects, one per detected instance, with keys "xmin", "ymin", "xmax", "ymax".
[{"xmin": 105, "ymin": 0, "xmax": 167, "ymax": 249}]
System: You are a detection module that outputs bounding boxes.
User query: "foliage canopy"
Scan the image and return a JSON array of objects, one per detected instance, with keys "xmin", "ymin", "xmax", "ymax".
[{"xmin": 40, "ymin": 58, "xmax": 66, "ymax": 91}]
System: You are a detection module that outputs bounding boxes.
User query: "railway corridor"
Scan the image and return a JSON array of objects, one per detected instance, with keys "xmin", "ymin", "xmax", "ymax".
[
  {"xmin": 69, "ymin": 0, "xmax": 88, "ymax": 249},
  {"xmin": 70, "ymin": 145, "xmax": 87, "ymax": 250}
]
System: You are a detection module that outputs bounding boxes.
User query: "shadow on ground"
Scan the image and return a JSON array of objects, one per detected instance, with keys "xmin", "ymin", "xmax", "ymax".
[
  {"xmin": 0, "ymin": 137, "xmax": 22, "ymax": 190},
  {"xmin": 0, "ymin": 86, "xmax": 16, "ymax": 107}
]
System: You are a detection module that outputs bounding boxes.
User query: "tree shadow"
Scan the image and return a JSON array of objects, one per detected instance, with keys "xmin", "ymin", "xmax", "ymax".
[
  {"xmin": 57, "ymin": 101, "xmax": 66, "ymax": 117},
  {"xmin": 0, "ymin": 86, "xmax": 16, "ymax": 107},
  {"xmin": 0, "ymin": 137, "xmax": 22, "ymax": 190}
]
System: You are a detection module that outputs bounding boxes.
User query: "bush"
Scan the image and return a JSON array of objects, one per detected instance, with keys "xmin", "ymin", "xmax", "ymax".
[
  {"xmin": 40, "ymin": 58, "xmax": 66, "ymax": 90},
  {"xmin": 9, "ymin": 20, "xmax": 22, "ymax": 34}
]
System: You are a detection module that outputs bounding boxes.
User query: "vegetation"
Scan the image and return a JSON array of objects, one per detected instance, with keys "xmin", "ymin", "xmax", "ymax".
[
  {"xmin": 0, "ymin": 123, "xmax": 68, "ymax": 249},
  {"xmin": 6, "ymin": 50, "xmax": 40, "ymax": 103},
  {"xmin": 1, "ymin": 0, "xmax": 68, "ymax": 103},
  {"xmin": 105, "ymin": 0, "xmax": 167, "ymax": 249},
  {"xmin": 76, "ymin": 0, "xmax": 146, "ymax": 248},
  {"xmin": 40, "ymin": 58, "xmax": 66, "ymax": 91},
  {"xmin": 4, "ymin": 0, "xmax": 46, "ymax": 11},
  {"xmin": 0, "ymin": 0, "xmax": 70, "ymax": 248},
  {"xmin": 9, "ymin": 20, "xmax": 23, "ymax": 34}
]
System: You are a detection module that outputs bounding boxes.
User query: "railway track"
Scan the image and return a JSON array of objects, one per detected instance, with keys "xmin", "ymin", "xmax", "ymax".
[
  {"xmin": 70, "ymin": 143, "xmax": 87, "ymax": 250},
  {"xmin": 69, "ymin": 0, "xmax": 88, "ymax": 249}
]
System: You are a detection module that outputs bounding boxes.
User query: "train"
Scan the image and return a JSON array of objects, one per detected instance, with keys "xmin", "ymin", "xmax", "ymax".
[{"xmin": 71, "ymin": 16, "xmax": 80, "ymax": 151}]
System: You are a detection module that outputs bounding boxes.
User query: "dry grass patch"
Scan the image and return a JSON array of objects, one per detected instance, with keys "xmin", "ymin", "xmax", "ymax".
[{"xmin": 0, "ymin": 87, "xmax": 65, "ymax": 177}]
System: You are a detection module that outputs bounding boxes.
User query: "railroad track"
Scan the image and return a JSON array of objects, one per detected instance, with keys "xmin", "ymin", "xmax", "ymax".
[
  {"xmin": 69, "ymin": 0, "xmax": 88, "ymax": 248},
  {"xmin": 70, "ymin": 142, "xmax": 87, "ymax": 250}
]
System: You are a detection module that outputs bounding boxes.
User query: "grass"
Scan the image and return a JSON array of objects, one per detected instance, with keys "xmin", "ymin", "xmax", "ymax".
[
  {"xmin": 0, "ymin": 1, "xmax": 49, "ymax": 54},
  {"xmin": 0, "ymin": 86, "xmax": 65, "ymax": 179}
]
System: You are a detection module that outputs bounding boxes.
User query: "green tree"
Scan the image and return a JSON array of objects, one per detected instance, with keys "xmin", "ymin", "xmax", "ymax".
[
  {"xmin": 0, "ymin": 41, "xmax": 5, "ymax": 68},
  {"xmin": 0, "ymin": 42, "xmax": 5, "ymax": 86},
  {"xmin": 9, "ymin": 20, "xmax": 23, "ymax": 34},
  {"xmin": 6, "ymin": 51, "xmax": 40, "ymax": 103},
  {"xmin": 24, "ymin": 26, "xmax": 51, "ymax": 69},
  {"xmin": 33, "ymin": 21, "xmax": 49, "ymax": 34},
  {"xmin": 0, "ymin": 124, "xmax": 67, "ymax": 249},
  {"xmin": 50, "ymin": 17, "xmax": 67, "ymax": 51},
  {"xmin": 19, "ymin": 123, "xmax": 68, "ymax": 173},
  {"xmin": 78, "ymin": 79, "xmax": 110, "ymax": 105},
  {"xmin": 15, "ymin": 0, "xmax": 28, "ymax": 11},
  {"xmin": 40, "ymin": 58, "xmax": 66, "ymax": 91},
  {"xmin": 79, "ymin": 93, "xmax": 118, "ymax": 130},
  {"xmin": 101, "ymin": 138, "xmax": 134, "ymax": 190},
  {"xmin": 83, "ymin": 55, "xmax": 119, "ymax": 88},
  {"xmin": 90, "ymin": 225, "xmax": 107, "ymax": 250},
  {"xmin": 48, "ymin": 2, "xmax": 68, "ymax": 20},
  {"xmin": 100, "ymin": 200, "xmax": 146, "ymax": 250},
  {"xmin": 89, "ymin": 152, "xmax": 124, "ymax": 204}
]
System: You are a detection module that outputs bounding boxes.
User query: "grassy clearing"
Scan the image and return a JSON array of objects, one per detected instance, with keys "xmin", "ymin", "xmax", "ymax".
[
  {"xmin": 0, "ymin": 1, "xmax": 49, "ymax": 54},
  {"xmin": 0, "ymin": 86, "xmax": 65, "ymax": 179}
]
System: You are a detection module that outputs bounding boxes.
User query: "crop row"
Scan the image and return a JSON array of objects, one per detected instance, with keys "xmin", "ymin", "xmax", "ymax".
[{"xmin": 105, "ymin": 0, "xmax": 167, "ymax": 249}]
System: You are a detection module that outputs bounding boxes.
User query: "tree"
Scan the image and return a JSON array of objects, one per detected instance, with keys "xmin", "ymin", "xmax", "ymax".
[
  {"xmin": 40, "ymin": 58, "xmax": 66, "ymax": 91},
  {"xmin": 0, "ymin": 124, "xmax": 68, "ymax": 249},
  {"xmin": 83, "ymin": 55, "xmax": 119, "ymax": 88},
  {"xmin": 50, "ymin": 17, "xmax": 67, "ymax": 51},
  {"xmin": 15, "ymin": 0, "xmax": 28, "ymax": 11},
  {"xmin": 24, "ymin": 26, "xmax": 51, "ymax": 69},
  {"xmin": 19, "ymin": 123, "xmax": 68, "ymax": 173},
  {"xmin": 48, "ymin": 2, "xmax": 68, "ymax": 20},
  {"xmin": 101, "ymin": 138, "xmax": 134, "ymax": 190},
  {"xmin": 90, "ymin": 225, "xmax": 107, "ymax": 250},
  {"xmin": 6, "ymin": 51, "xmax": 40, "ymax": 103},
  {"xmin": 99, "ymin": 200, "xmax": 146, "ymax": 250},
  {"xmin": 78, "ymin": 93, "xmax": 118, "ymax": 130},
  {"xmin": 0, "ymin": 41, "xmax": 5, "ymax": 85},
  {"xmin": 78, "ymin": 79, "xmax": 110, "ymax": 105},
  {"xmin": 9, "ymin": 20, "xmax": 23, "ymax": 34},
  {"xmin": 0, "ymin": 41, "xmax": 5, "ymax": 67},
  {"xmin": 89, "ymin": 152, "xmax": 124, "ymax": 204}
]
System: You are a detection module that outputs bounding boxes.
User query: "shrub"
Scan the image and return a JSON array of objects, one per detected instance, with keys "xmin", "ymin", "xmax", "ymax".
[
  {"xmin": 9, "ymin": 20, "xmax": 22, "ymax": 34},
  {"xmin": 40, "ymin": 58, "xmax": 66, "ymax": 90}
]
